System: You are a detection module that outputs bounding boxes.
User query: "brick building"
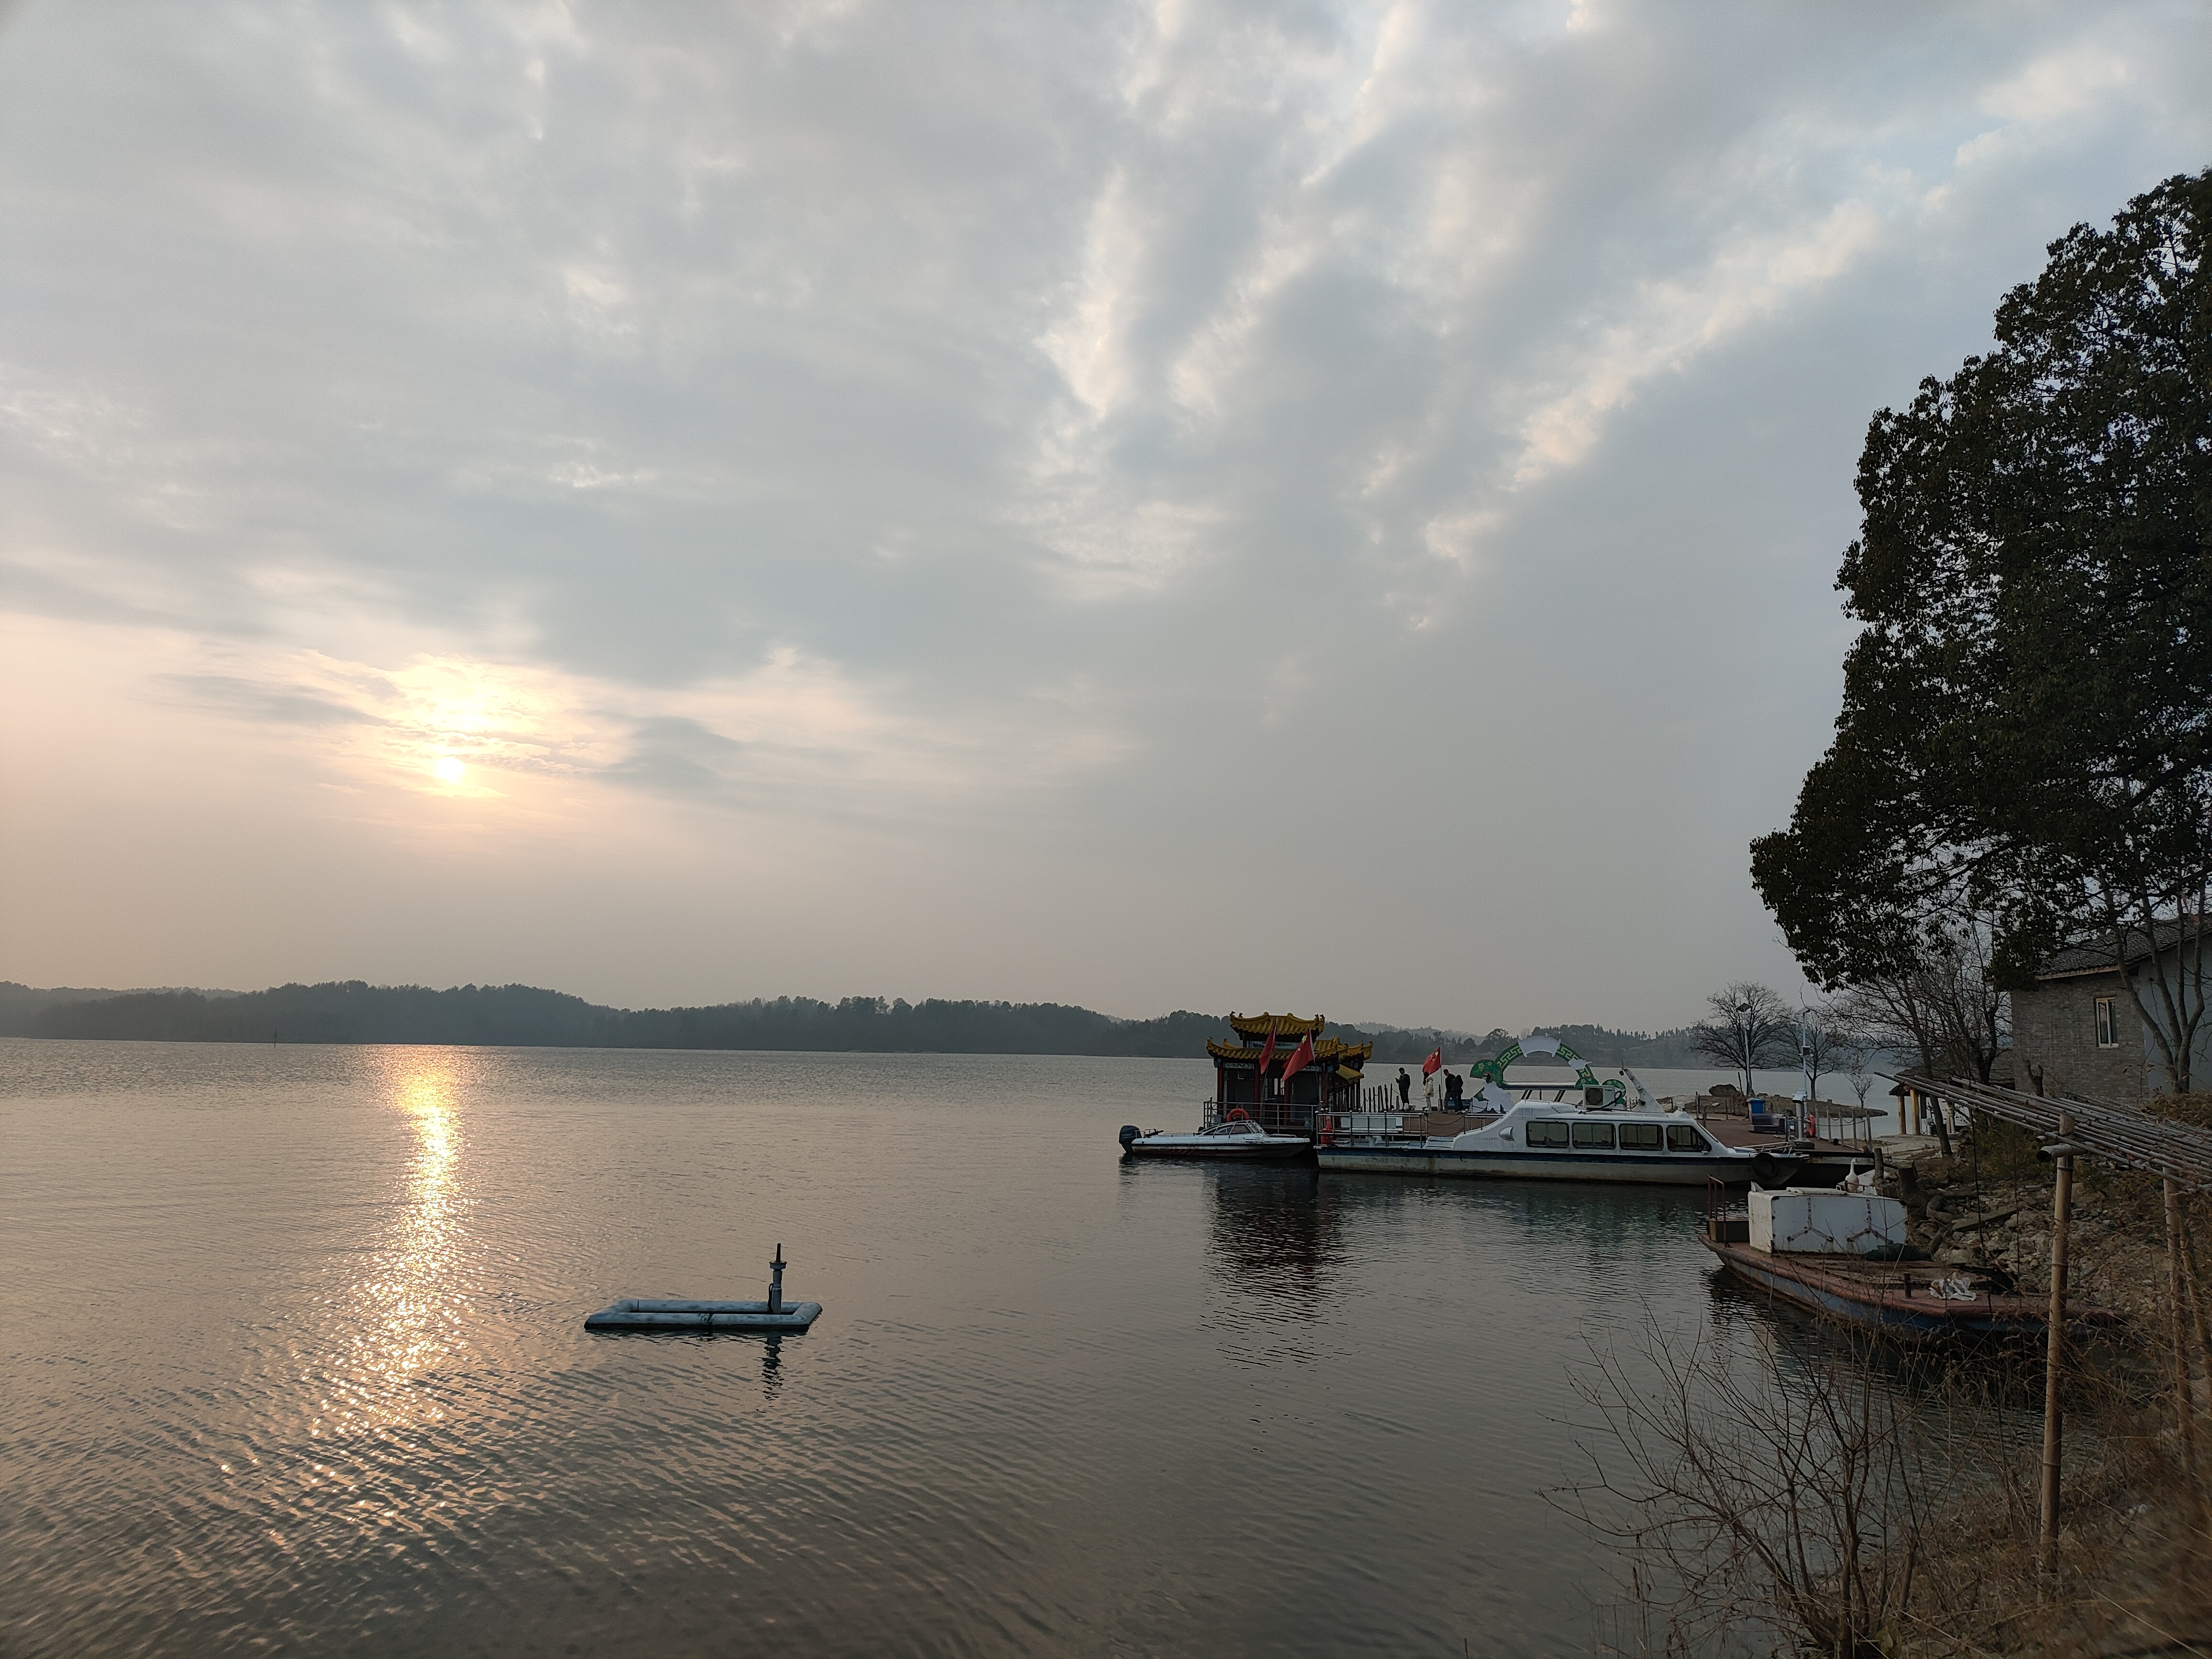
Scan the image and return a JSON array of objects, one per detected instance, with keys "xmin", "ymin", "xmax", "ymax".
[{"xmin": 2010, "ymin": 923, "xmax": 2209, "ymax": 1101}]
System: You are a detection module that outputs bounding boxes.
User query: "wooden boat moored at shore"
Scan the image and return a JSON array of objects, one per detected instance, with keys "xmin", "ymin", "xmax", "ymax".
[{"xmin": 1700, "ymin": 1188, "xmax": 2120, "ymax": 1341}]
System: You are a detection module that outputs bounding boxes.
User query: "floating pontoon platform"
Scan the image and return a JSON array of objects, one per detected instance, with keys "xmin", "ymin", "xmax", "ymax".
[
  {"xmin": 584, "ymin": 1297, "xmax": 822, "ymax": 1333},
  {"xmin": 585, "ymin": 1243, "xmax": 822, "ymax": 1334}
]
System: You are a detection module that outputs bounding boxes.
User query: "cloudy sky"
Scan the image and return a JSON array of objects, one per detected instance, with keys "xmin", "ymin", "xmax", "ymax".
[{"xmin": 2, "ymin": 1, "xmax": 2207, "ymax": 1029}]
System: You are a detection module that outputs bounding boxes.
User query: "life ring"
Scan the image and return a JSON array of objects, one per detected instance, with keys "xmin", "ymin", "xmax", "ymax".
[{"xmin": 1227, "ymin": 1107, "xmax": 1251, "ymax": 1122}]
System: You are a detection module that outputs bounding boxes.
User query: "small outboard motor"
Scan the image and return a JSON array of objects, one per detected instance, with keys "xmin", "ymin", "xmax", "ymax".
[{"xmin": 1118, "ymin": 1124, "xmax": 1141, "ymax": 1153}]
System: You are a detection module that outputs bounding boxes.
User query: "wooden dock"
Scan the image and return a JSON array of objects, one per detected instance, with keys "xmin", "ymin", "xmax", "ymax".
[{"xmin": 1699, "ymin": 1116, "xmax": 1880, "ymax": 1187}]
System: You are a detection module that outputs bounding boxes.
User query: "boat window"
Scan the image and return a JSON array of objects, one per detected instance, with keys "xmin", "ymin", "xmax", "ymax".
[
  {"xmin": 1667, "ymin": 1125, "xmax": 1710, "ymax": 1152},
  {"xmin": 1570, "ymin": 1122, "xmax": 1614, "ymax": 1150},
  {"xmin": 1526, "ymin": 1120, "xmax": 1571, "ymax": 1148},
  {"xmin": 1617, "ymin": 1123, "xmax": 1661, "ymax": 1150}
]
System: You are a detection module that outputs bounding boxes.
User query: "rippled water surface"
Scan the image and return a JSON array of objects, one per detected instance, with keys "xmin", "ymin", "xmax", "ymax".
[{"xmin": 2, "ymin": 1041, "xmax": 1773, "ymax": 1657}]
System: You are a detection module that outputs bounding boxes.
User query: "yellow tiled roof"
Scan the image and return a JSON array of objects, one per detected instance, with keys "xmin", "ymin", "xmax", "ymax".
[
  {"xmin": 1227, "ymin": 1011, "xmax": 1327, "ymax": 1039},
  {"xmin": 1208, "ymin": 1038, "xmax": 1371, "ymax": 1065}
]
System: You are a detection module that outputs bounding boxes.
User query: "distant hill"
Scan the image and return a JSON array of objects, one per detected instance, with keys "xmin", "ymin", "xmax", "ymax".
[
  {"xmin": 5, "ymin": 979, "xmax": 1702, "ymax": 1064},
  {"xmin": 18, "ymin": 982, "xmax": 1226, "ymax": 1056},
  {"xmin": 0, "ymin": 980, "xmax": 240, "ymax": 1037}
]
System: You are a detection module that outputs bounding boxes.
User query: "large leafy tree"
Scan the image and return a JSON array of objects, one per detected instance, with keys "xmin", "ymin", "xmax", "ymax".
[{"xmin": 1753, "ymin": 170, "xmax": 2212, "ymax": 1092}]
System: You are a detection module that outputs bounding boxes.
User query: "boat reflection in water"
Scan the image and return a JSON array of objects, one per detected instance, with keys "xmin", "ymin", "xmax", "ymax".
[{"xmin": 1195, "ymin": 1164, "xmax": 1346, "ymax": 1361}]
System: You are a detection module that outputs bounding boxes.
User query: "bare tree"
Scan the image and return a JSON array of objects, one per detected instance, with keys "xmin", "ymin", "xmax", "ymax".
[
  {"xmin": 1829, "ymin": 918, "xmax": 2012, "ymax": 1154},
  {"xmin": 1830, "ymin": 917, "xmax": 2007, "ymax": 1088},
  {"xmin": 1554, "ymin": 1314, "xmax": 1959, "ymax": 1659},
  {"xmin": 1689, "ymin": 983, "xmax": 1799, "ymax": 1097},
  {"xmin": 1837, "ymin": 1032, "xmax": 1877, "ymax": 1118},
  {"xmin": 1793, "ymin": 1011, "xmax": 1852, "ymax": 1106},
  {"xmin": 2093, "ymin": 902, "xmax": 2207, "ymax": 1095}
]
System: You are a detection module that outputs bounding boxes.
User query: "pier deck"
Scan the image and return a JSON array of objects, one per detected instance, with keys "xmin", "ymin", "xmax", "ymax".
[{"xmin": 1700, "ymin": 1117, "xmax": 1880, "ymax": 1187}]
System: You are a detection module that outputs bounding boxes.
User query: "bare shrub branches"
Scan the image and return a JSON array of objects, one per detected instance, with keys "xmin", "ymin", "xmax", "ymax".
[{"xmin": 1552, "ymin": 1312, "xmax": 1993, "ymax": 1658}]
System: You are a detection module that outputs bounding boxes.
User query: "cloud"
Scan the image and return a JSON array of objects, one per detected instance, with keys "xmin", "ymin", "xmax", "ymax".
[
  {"xmin": 599, "ymin": 715, "xmax": 745, "ymax": 799},
  {"xmin": 2, "ymin": 0, "xmax": 2208, "ymax": 1022},
  {"xmin": 92, "ymin": 628, "xmax": 1131, "ymax": 830},
  {"xmin": 156, "ymin": 673, "xmax": 387, "ymax": 730}
]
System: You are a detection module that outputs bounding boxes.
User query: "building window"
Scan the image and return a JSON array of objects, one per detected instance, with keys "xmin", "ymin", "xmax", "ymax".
[{"xmin": 2095, "ymin": 996, "xmax": 2119, "ymax": 1049}]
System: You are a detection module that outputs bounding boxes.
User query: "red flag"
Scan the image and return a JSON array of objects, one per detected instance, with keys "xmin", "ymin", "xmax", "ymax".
[
  {"xmin": 1281, "ymin": 1032, "xmax": 1316, "ymax": 1080},
  {"xmin": 1422, "ymin": 1048, "xmax": 1443, "ymax": 1077},
  {"xmin": 1256, "ymin": 1018, "xmax": 1279, "ymax": 1074}
]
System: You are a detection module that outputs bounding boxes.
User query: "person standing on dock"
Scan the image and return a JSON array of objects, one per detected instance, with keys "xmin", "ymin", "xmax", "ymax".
[{"xmin": 1396, "ymin": 1068, "xmax": 1411, "ymax": 1105}]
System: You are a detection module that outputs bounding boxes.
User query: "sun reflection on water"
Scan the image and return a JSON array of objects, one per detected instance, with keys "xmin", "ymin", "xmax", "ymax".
[
  {"xmin": 376, "ymin": 1066, "xmax": 462, "ymax": 1382},
  {"xmin": 274, "ymin": 1054, "xmax": 495, "ymax": 1554},
  {"xmin": 300, "ymin": 1052, "xmax": 477, "ymax": 1525}
]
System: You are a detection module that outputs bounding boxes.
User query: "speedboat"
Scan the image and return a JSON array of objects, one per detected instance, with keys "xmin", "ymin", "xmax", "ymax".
[
  {"xmin": 1119, "ymin": 1114, "xmax": 1311, "ymax": 1161},
  {"xmin": 1316, "ymin": 1084, "xmax": 1798, "ymax": 1186}
]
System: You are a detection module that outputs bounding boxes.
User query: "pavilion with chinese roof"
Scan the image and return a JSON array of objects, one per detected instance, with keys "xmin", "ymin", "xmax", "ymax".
[{"xmin": 1207, "ymin": 1012, "xmax": 1372, "ymax": 1133}]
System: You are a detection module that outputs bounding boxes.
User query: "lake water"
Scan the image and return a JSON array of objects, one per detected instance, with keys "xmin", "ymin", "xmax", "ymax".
[{"xmin": 2, "ymin": 1042, "xmax": 1820, "ymax": 1657}]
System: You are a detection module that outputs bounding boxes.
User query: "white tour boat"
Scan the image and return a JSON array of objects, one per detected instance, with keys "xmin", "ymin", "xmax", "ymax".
[
  {"xmin": 1316, "ymin": 1084, "xmax": 1797, "ymax": 1187},
  {"xmin": 1119, "ymin": 1112, "xmax": 1312, "ymax": 1161}
]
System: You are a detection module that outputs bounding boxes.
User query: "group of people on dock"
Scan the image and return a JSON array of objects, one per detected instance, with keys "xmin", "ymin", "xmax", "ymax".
[{"xmin": 1394, "ymin": 1066, "xmax": 1470, "ymax": 1107}]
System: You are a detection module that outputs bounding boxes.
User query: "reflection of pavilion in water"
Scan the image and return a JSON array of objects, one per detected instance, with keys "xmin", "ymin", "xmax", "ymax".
[{"xmin": 1204, "ymin": 1164, "xmax": 1343, "ymax": 1320}]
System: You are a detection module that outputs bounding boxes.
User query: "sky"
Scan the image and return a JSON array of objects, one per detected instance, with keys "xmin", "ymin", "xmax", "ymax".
[{"xmin": 2, "ymin": 1, "xmax": 2208, "ymax": 1031}]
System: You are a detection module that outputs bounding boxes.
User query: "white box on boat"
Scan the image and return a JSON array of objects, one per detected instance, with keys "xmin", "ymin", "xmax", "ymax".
[{"xmin": 1748, "ymin": 1188, "xmax": 1907, "ymax": 1255}]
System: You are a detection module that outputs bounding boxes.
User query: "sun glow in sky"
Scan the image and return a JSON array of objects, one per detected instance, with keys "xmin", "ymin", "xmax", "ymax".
[{"xmin": 1, "ymin": 2, "xmax": 2207, "ymax": 1026}]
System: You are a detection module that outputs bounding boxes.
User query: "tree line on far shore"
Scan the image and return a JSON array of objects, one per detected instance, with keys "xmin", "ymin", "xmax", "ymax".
[{"xmin": 0, "ymin": 979, "xmax": 1712, "ymax": 1066}]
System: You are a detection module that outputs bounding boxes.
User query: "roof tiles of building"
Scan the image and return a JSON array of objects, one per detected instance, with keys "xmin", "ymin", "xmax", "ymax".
[
  {"xmin": 1227, "ymin": 1012, "xmax": 1328, "ymax": 1039},
  {"xmin": 2038, "ymin": 917, "xmax": 2208, "ymax": 979},
  {"xmin": 1207, "ymin": 1037, "xmax": 1374, "ymax": 1063}
]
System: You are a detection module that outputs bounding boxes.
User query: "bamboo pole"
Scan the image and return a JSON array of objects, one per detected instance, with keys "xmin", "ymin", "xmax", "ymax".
[
  {"xmin": 2167, "ymin": 1178, "xmax": 2205, "ymax": 1541},
  {"xmin": 1893, "ymin": 1073, "xmax": 2212, "ymax": 1195},
  {"xmin": 2179, "ymin": 1203, "xmax": 2212, "ymax": 1408},
  {"xmin": 2038, "ymin": 1111, "xmax": 2076, "ymax": 1588}
]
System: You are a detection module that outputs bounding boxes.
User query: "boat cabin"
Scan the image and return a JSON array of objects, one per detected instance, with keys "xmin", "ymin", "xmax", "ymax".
[
  {"xmin": 1515, "ymin": 1114, "xmax": 1716, "ymax": 1152},
  {"xmin": 1319, "ymin": 1094, "xmax": 1720, "ymax": 1153}
]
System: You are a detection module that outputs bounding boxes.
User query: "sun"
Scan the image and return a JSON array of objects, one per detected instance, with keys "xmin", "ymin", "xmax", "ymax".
[{"xmin": 433, "ymin": 756, "xmax": 466, "ymax": 783}]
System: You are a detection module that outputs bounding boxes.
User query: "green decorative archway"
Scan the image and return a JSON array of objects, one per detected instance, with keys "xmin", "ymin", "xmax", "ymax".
[{"xmin": 1467, "ymin": 1034, "xmax": 1626, "ymax": 1104}]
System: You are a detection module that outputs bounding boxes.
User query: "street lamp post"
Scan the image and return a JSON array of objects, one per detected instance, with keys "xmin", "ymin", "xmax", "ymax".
[
  {"xmin": 1736, "ymin": 1001, "xmax": 1754, "ymax": 1099},
  {"xmin": 1799, "ymin": 1018, "xmax": 1818, "ymax": 1141}
]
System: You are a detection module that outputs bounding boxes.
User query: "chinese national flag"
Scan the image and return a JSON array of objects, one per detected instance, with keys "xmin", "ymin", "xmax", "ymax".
[
  {"xmin": 1257, "ymin": 1018, "xmax": 1279, "ymax": 1074},
  {"xmin": 1422, "ymin": 1048, "xmax": 1443, "ymax": 1076},
  {"xmin": 1281, "ymin": 1033, "xmax": 1316, "ymax": 1080}
]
